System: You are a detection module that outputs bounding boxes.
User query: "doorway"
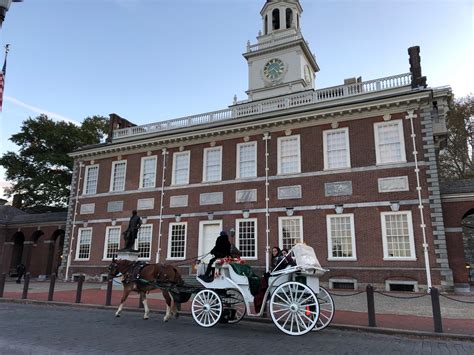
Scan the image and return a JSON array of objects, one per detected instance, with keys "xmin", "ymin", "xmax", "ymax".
[{"xmin": 198, "ymin": 220, "xmax": 222, "ymax": 264}]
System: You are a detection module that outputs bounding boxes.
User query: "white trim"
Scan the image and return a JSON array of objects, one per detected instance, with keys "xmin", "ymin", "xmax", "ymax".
[
  {"xmin": 278, "ymin": 216, "xmax": 303, "ymax": 249},
  {"xmin": 381, "ymin": 211, "xmax": 416, "ymax": 261},
  {"xmin": 236, "ymin": 141, "xmax": 257, "ymax": 179},
  {"xmin": 326, "ymin": 213, "xmax": 357, "ymax": 261},
  {"xmin": 167, "ymin": 222, "xmax": 188, "ymax": 261},
  {"xmin": 374, "ymin": 120, "xmax": 407, "ymax": 165},
  {"xmin": 277, "ymin": 135, "xmax": 301, "ymax": 175},
  {"xmin": 172, "ymin": 151, "xmax": 190, "ymax": 185},
  {"xmin": 198, "ymin": 220, "xmax": 223, "ymax": 259},
  {"xmin": 203, "ymin": 146, "xmax": 222, "ymax": 182},
  {"xmin": 139, "ymin": 155, "xmax": 157, "ymax": 189},
  {"xmin": 235, "ymin": 218, "xmax": 258, "ymax": 260},
  {"xmin": 83, "ymin": 164, "xmax": 99, "ymax": 195},
  {"xmin": 75, "ymin": 227, "xmax": 92, "ymax": 261},
  {"xmin": 109, "ymin": 160, "xmax": 127, "ymax": 192},
  {"xmin": 323, "ymin": 127, "xmax": 351, "ymax": 170},
  {"xmin": 103, "ymin": 226, "xmax": 121, "ymax": 260}
]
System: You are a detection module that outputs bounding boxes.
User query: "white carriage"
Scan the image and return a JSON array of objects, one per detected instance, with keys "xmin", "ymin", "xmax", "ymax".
[{"xmin": 192, "ymin": 243, "xmax": 335, "ymax": 336}]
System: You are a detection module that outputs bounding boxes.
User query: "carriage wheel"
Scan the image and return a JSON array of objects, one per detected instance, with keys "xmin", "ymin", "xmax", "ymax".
[
  {"xmin": 221, "ymin": 289, "xmax": 246, "ymax": 324},
  {"xmin": 312, "ymin": 286, "xmax": 335, "ymax": 331},
  {"xmin": 270, "ymin": 281, "xmax": 319, "ymax": 336},
  {"xmin": 192, "ymin": 289, "xmax": 223, "ymax": 328}
]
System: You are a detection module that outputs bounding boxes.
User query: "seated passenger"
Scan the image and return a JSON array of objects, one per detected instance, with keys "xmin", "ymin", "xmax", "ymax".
[
  {"xmin": 281, "ymin": 248, "xmax": 296, "ymax": 266},
  {"xmin": 271, "ymin": 246, "xmax": 288, "ymax": 272}
]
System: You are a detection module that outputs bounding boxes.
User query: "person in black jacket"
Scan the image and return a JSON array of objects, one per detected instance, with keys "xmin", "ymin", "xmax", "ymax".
[{"xmin": 199, "ymin": 231, "xmax": 231, "ymax": 281}]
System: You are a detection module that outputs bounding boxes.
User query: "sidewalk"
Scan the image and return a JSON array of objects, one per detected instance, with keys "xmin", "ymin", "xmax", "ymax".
[{"xmin": 1, "ymin": 279, "xmax": 473, "ymax": 339}]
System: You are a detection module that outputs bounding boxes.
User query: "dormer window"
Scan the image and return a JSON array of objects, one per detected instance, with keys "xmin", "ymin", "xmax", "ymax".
[
  {"xmin": 286, "ymin": 9, "xmax": 293, "ymax": 29},
  {"xmin": 272, "ymin": 9, "xmax": 280, "ymax": 30}
]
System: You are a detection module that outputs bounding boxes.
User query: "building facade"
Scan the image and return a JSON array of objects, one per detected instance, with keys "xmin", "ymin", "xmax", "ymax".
[{"xmin": 58, "ymin": 0, "xmax": 470, "ymax": 291}]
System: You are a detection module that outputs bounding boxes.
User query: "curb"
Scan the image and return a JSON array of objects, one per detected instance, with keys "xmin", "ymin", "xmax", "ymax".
[{"xmin": 1, "ymin": 297, "xmax": 473, "ymax": 341}]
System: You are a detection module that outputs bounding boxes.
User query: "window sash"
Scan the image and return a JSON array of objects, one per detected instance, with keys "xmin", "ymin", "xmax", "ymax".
[
  {"xmin": 136, "ymin": 225, "xmax": 152, "ymax": 259},
  {"xmin": 278, "ymin": 136, "xmax": 300, "ymax": 174},
  {"xmin": 111, "ymin": 161, "xmax": 126, "ymax": 192},
  {"xmin": 203, "ymin": 147, "xmax": 222, "ymax": 182},
  {"xmin": 327, "ymin": 214, "xmax": 356, "ymax": 259},
  {"xmin": 237, "ymin": 142, "xmax": 257, "ymax": 178},
  {"xmin": 140, "ymin": 156, "xmax": 156, "ymax": 188},
  {"xmin": 324, "ymin": 129, "xmax": 350, "ymax": 169},
  {"xmin": 168, "ymin": 223, "xmax": 187, "ymax": 260},
  {"xmin": 279, "ymin": 217, "xmax": 303, "ymax": 251},
  {"xmin": 375, "ymin": 121, "xmax": 406, "ymax": 164},
  {"xmin": 173, "ymin": 152, "xmax": 190, "ymax": 185},
  {"xmin": 381, "ymin": 212, "xmax": 415, "ymax": 259},
  {"xmin": 84, "ymin": 165, "xmax": 98, "ymax": 195},
  {"xmin": 236, "ymin": 219, "xmax": 257, "ymax": 259},
  {"xmin": 77, "ymin": 228, "xmax": 92, "ymax": 260},
  {"xmin": 104, "ymin": 227, "xmax": 121, "ymax": 259}
]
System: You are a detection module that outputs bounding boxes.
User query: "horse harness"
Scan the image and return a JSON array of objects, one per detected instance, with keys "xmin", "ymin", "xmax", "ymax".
[{"xmin": 122, "ymin": 261, "xmax": 148, "ymax": 285}]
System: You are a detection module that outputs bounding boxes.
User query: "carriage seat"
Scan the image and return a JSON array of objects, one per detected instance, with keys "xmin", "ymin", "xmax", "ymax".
[{"xmin": 228, "ymin": 263, "xmax": 260, "ymax": 296}]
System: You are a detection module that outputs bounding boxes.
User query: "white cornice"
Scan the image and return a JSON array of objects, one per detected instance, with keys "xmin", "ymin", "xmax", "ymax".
[{"xmin": 441, "ymin": 193, "xmax": 474, "ymax": 202}]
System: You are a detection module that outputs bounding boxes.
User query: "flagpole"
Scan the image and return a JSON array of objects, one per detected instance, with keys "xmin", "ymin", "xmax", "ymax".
[{"xmin": 0, "ymin": 43, "xmax": 9, "ymax": 112}]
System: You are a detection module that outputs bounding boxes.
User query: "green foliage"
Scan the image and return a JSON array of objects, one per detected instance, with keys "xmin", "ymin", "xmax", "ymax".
[
  {"xmin": 439, "ymin": 95, "xmax": 474, "ymax": 181},
  {"xmin": 0, "ymin": 114, "xmax": 108, "ymax": 208}
]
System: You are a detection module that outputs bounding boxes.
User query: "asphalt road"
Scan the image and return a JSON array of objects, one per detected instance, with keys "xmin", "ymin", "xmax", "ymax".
[{"xmin": 0, "ymin": 303, "xmax": 473, "ymax": 355}]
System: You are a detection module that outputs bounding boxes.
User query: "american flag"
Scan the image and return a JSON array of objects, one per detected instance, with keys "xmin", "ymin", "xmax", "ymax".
[{"xmin": 0, "ymin": 44, "xmax": 9, "ymax": 112}]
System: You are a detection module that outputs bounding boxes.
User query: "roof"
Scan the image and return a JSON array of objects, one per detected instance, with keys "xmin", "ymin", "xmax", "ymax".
[
  {"xmin": 440, "ymin": 179, "xmax": 474, "ymax": 195},
  {"xmin": 0, "ymin": 205, "xmax": 27, "ymax": 224},
  {"xmin": 0, "ymin": 206, "xmax": 66, "ymax": 225}
]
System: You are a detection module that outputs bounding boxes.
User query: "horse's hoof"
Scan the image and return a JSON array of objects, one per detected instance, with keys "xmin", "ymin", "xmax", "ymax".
[
  {"xmin": 115, "ymin": 314, "xmax": 120, "ymax": 318},
  {"xmin": 143, "ymin": 317, "xmax": 149, "ymax": 320}
]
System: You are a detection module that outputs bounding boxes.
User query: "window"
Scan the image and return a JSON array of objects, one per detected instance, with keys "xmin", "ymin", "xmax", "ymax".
[
  {"xmin": 272, "ymin": 8, "xmax": 280, "ymax": 30},
  {"xmin": 265, "ymin": 15, "xmax": 268, "ymax": 35},
  {"xmin": 374, "ymin": 120, "xmax": 406, "ymax": 164},
  {"xmin": 76, "ymin": 228, "xmax": 92, "ymax": 260},
  {"xmin": 286, "ymin": 8, "xmax": 293, "ymax": 28},
  {"xmin": 236, "ymin": 219, "xmax": 257, "ymax": 259},
  {"xmin": 136, "ymin": 225, "xmax": 152, "ymax": 260},
  {"xmin": 172, "ymin": 151, "xmax": 190, "ymax": 185},
  {"xmin": 104, "ymin": 226, "xmax": 121, "ymax": 260},
  {"xmin": 381, "ymin": 211, "xmax": 415, "ymax": 260},
  {"xmin": 278, "ymin": 216, "xmax": 303, "ymax": 251},
  {"xmin": 83, "ymin": 165, "xmax": 99, "ymax": 195},
  {"xmin": 236, "ymin": 142, "xmax": 257, "ymax": 179},
  {"xmin": 326, "ymin": 214, "xmax": 356, "ymax": 260},
  {"xmin": 167, "ymin": 223, "xmax": 187, "ymax": 260},
  {"xmin": 140, "ymin": 156, "xmax": 157, "ymax": 189},
  {"xmin": 323, "ymin": 128, "xmax": 350, "ymax": 170},
  {"xmin": 110, "ymin": 160, "xmax": 127, "ymax": 192},
  {"xmin": 278, "ymin": 135, "xmax": 301, "ymax": 175},
  {"xmin": 203, "ymin": 147, "xmax": 222, "ymax": 182}
]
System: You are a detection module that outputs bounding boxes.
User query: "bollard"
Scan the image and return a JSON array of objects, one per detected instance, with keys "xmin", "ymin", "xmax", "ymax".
[
  {"xmin": 139, "ymin": 292, "xmax": 144, "ymax": 309},
  {"xmin": 366, "ymin": 284, "xmax": 376, "ymax": 327},
  {"xmin": 430, "ymin": 287, "xmax": 443, "ymax": 333},
  {"xmin": 75, "ymin": 275, "xmax": 84, "ymax": 304},
  {"xmin": 22, "ymin": 273, "xmax": 30, "ymax": 299},
  {"xmin": 105, "ymin": 279, "xmax": 113, "ymax": 306},
  {"xmin": 0, "ymin": 273, "xmax": 6, "ymax": 298},
  {"xmin": 48, "ymin": 273, "xmax": 56, "ymax": 302}
]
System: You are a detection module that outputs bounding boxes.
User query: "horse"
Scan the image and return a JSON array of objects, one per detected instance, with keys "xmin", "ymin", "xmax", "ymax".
[{"xmin": 107, "ymin": 258, "xmax": 191, "ymax": 321}]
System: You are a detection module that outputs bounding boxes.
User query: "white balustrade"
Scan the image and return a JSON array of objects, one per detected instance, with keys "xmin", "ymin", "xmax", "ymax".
[{"xmin": 113, "ymin": 73, "xmax": 412, "ymax": 140}]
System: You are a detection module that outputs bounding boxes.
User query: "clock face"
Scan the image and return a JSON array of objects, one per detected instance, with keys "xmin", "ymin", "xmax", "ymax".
[
  {"xmin": 304, "ymin": 65, "xmax": 312, "ymax": 84},
  {"xmin": 264, "ymin": 58, "xmax": 285, "ymax": 81}
]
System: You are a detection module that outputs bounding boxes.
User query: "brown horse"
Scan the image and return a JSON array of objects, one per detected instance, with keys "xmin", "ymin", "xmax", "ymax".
[{"xmin": 107, "ymin": 258, "xmax": 190, "ymax": 321}]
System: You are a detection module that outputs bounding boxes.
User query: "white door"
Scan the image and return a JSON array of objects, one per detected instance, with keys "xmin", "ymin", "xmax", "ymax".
[{"xmin": 199, "ymin": 221, "xmax": 222, "ymax": 264}]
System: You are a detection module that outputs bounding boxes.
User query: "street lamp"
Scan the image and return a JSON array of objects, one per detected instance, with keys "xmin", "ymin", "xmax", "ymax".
[{"xmin": 0, "ymin": 0, "xmax": 22, "ymax": 28}]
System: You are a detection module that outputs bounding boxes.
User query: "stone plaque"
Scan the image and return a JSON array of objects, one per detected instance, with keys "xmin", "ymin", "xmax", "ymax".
[
  {"xmin": 170, "ymin": 195, "xmax": 188, "ymax": 208},
  {"xmin": 137, "ymin": 198, "xmax": 154, "ymax": 210},
  {"xmin": 80, "ymin": 203, "xmax": 95, "ymax": 215},
  {"xmin": 378, "ymin": 176, "xmax": 409, "ymax": 193},
  {"xmin": 107, "ymin": 201, "xmax": 123, "ymax": 213},
  {"xmin": 235, "ymin": 189, "xmax": 257, "ymax": 203},
  {"xmin": 325, "ymin": 181, "xmax": 353, "ymax": 197},
  {"xmin": 278, "ymin": 185, "xmax": 302, "ymax": 200},
  {"xmin": 200, "ymin": 192, "xmax": 223, "ymax": 206}
]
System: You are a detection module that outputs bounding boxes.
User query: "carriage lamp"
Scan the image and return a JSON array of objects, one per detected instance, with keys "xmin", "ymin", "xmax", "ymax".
[
  {"xmin": 390, "ymin": 201, "xmax": 400, "ymax": 212},
  {"xmin": 207, "ymin": 212, "xmax": 214, "ymax": 220},
  {"xmin": 467, "ymin": 263, "xmax": 472, "ymax": 284},
  {"xmin": 0, "ymin": 0, "xmax": 22, "ymax": 28},
  {"xmin": 175, "ymin": 214, "xmax": 181, "ymax": 222},
  {"xmin": 242, "ymin": 209, "xmax": 250, "ymax": 218},
  {"xmin": 285, "ymin": 207, "xmax": 294, "ymax": 217},
  {"xmin": 335, "ymin": 204, "xmax": 344, "ymax": 214}
]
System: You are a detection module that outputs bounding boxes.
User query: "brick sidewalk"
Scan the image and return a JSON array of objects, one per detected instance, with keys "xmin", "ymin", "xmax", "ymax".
[{"xmin": 2, "ymin": 281, "xmax": 473, "ymax": 338}]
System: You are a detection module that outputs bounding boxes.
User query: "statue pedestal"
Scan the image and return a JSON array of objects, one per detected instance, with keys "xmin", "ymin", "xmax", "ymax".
[{"xmin": 116, "ymin": 250, "xmax": 139, "ymax": 261}]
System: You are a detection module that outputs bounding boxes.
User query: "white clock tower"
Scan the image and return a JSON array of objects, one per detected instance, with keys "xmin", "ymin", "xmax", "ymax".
[{"xmin": 244, "ymin": 0, "xmax": 319, "ymax": 101}]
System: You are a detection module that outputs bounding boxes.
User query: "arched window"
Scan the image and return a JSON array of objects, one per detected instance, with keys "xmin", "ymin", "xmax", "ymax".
[
  {"xmin": 286, "ymin": 8, "xmax": 293, "ymax": 29},
  {"xmin": 265, "ymin": 15, "xmax": 268, "ymax": 35},
  {"xmin": 272, "ymin": 9, "xmax": 280, "ymax": 30}
]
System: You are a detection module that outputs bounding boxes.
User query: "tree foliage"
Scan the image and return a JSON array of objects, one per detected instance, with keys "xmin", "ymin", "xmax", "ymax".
[
  {"xmin": 0, "ymin": 115, "xmax": 108, "ymax": 209},
  {"xmin": 438, "ymin": 95, "xmax": 474, "ymax": 181}
]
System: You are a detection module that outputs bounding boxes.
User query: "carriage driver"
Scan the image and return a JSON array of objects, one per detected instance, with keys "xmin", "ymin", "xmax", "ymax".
[{"xmin": 199, "ymin": 230, "xmax": 232, "ymax": 282}]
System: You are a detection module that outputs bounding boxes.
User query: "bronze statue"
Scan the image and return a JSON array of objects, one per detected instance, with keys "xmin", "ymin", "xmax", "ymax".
[{"xmin": 123, "ymin": 210, "xmax": 142, "ymax": 251}]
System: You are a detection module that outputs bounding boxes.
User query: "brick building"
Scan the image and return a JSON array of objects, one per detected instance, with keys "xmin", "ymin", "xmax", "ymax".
[{"xmin": 57, "ymin": 0, "xmax": 472, "ymax": 291}]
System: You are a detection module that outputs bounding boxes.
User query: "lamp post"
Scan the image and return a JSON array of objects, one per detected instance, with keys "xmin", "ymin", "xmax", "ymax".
[{"xmin": 0, "ymin": 0, "xmax": 22, "ymax": 28}]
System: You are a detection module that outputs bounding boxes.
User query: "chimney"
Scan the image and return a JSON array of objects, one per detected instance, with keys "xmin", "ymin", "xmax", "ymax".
[
  {"xmin": 106, "ymin": 113, "xmax": 137, "ymax": 143},
  {"xmin": 408, "ymin": 46, "xmax": 427, "ymax": 89},
  {"xmin": 0, "ymin": 198, "xmax": 7, "ymax": 206},
  {"xmin": 12, "ymin": 195, "xmax": 22, "ymax": 209}
]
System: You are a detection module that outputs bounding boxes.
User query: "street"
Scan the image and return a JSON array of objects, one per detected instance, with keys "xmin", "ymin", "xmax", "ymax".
[{"xmin": 0, "ymin": 303, "xmax": 473, "ymax": 354}]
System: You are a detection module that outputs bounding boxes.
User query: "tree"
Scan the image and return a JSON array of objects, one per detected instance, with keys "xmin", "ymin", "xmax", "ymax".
[
  {"xmin": 0, "ymin": 114, "xmax": 108, "ymax": 210},
  {"xmin": 438, "ymin": 95, "xmax": 474, "ymax": 181}
]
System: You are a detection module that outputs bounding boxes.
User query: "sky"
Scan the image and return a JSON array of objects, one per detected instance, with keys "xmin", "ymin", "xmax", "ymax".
[{"xmin": 0, "ymin": 0, "xmax": 473, "ymax": 200}]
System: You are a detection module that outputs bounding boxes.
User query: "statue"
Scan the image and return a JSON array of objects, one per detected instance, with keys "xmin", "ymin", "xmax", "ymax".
[{"xmin": 122, "ymin": 210, "xmax": 142, "ymax": 251}]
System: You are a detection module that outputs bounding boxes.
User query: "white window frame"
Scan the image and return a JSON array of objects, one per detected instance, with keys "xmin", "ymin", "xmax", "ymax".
[
  {"xmin": 374, "ymin": 120, "xmax": 407, "ymax": 165},
  {"xmin": 109, "ymin": 160, "xmax": 127, "ymax": 192},
  {"xmin": 167, "ymin": 222, "xmax": 187, "ymax": 260},
  {"xmin": 381, "ymin": 211, "xmax": 416, "ymax": 261},
  {"xmin": 103, "ymin": 226, "xmax": 121, "ymax": 260},
  {"xmin": 75, "ymin": 227, "xmax": 92, "ymax": 261},
  {"xmin": 277, "ymin": 135, "xmax": 301, "ymax": 175},
  {"xmin": 278, "ymin": 216, "xmax": 304, "ymax": 250},
  {"xmin": 135, "ymin": 224, "xmax": 153, "ymax": 260},
  {"xmin": 203, "ymin": 146, "xmax": 222, "ymax": 182},
  {"xmin": 139, "ymin": 155, "xmax": 157, "ymax": 189},
  {"xmin": 172, "ymin": 151, "xmax": 190, "ymax": 185},
  {"xmin": 326, "ymin": 214, "xmax": 357, "ymax": 261},
  {"xmin": 323, "ymin": 127, "xmax": 351, "ymax": 170},
  {"xmin": 236, "ymin": 141, "xmax": 257, "ymax": 179},
  {"xmin": 83, "ymin": 164, "xmax": 99, "ymax": 195},
  {"xmin": 235, "ymin": 218, "xmax": 258, "ymax": 260}
]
